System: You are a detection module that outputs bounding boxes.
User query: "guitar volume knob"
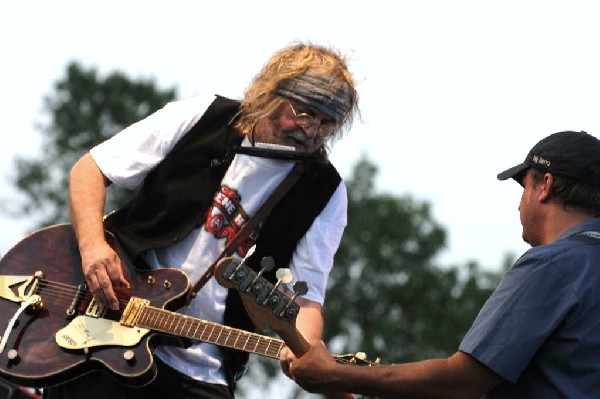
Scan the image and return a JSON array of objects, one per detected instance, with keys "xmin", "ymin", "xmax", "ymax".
[
  {"xmin": 123, "ymin": 350, "xmax": 135, "ymax": 363},
  {"xmin": 7, "ymin": 349, "xmax": 19, "ymax": 361}
]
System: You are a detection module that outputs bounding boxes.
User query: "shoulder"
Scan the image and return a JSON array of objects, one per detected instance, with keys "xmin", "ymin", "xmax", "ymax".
[
  {"xmin": 521, "ymin": 235, "xmax": 600, "ymax": 269},
  {"xmin": 508, "ymin": 236, "xmax": 600, "ymax": 294},
  {"xmin": 160, "ymin": 94, "xmax": 221, "ymax": 117}
]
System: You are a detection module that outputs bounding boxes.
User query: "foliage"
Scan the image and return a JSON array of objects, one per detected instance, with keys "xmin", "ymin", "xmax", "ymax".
[
  {"xmin": 8, "ymin": 62, "xmax": 176, "ymax": 228},
  {"xmin": 324, "ymin": 158, "xmax": 501, "ymax": 363},
  {"xmin": 241, "ymin": 158, "xmax": 502, "ymax": 398}
]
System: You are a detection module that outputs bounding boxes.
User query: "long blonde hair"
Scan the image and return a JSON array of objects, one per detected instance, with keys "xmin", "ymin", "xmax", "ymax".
[{"xmin": 234, "ymin": 42, "xmax": 359, "ymax": 142}]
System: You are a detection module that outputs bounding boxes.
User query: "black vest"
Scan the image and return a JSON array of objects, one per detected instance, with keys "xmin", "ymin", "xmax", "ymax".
[{"xmin": 105, "ymin": 95, "xmax": 342, "ymax": 387}]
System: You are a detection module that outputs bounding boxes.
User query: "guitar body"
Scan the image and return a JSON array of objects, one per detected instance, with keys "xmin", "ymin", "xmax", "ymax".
[{"xmin": 0, "ymin": 224, "xmax": 190, "ymax": 388}]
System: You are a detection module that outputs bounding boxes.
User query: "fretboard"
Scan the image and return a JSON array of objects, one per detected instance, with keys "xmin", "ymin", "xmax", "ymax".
[{"xmin": 136, "ymin": 306, "xmax": 284, "ymax": 359}]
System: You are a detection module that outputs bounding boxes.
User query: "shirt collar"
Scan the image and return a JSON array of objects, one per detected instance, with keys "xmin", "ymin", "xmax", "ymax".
[{"xmin": 557, "ymin": 217, "xmax": 600, "ymax": 241}]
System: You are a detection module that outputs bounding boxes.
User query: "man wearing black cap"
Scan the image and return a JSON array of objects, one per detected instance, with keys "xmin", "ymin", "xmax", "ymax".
[
  {"xmin": 289, "ymin": 131, "xmax": 600, "ymax": 398},
  {"xmin": 44, "ymin": 42, "xmax": 359, "ymax": 399}
]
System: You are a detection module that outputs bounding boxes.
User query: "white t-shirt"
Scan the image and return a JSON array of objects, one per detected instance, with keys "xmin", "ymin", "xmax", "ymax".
[{"xmin": 90, "ymin": 94, "xmax": 347, "ymax": 385}]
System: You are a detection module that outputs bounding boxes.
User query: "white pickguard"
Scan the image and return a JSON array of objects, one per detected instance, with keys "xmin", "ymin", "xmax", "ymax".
[{"xmin": 56, "ymin": 315, "xmax": 149, "ymax": 349}]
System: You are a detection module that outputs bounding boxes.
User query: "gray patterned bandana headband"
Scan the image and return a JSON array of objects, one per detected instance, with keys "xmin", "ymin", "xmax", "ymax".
[{"xmin": 275, "ymin": 71, "xmax": 352, "ymax": 123}]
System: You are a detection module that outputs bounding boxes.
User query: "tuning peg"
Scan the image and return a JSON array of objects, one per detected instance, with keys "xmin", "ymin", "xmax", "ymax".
[
  {"xmin": 229, "ymin": 245, "xmax": 256, "ymax": 280},
  {"xmin": 260, "ymin": 256, "xmax": 275, "ymax": 271},
  {"xmin": 261, "ymin": 268, "xmax": 293, "ymax": 305},
  {"xmin": 246, "ymin": 256, "xmax": 275, "ymax": 292},
  {"xmin": 275, "ymin": 268, "xmax": 293, "ymax": 284},
  {"xmin": 292, "ymin": 281, "xmax": 308, "ymax": 298},
  {"xmin": 224, "ymin": 245, "xmax": 257, "ymax": 284},
  {"xmin": 277, "ymin": 281, "xmax": 308, "ymax": 319},
  {"xmin": 241, "ymin": 245, "xmax": 256, "ymax": 265}
]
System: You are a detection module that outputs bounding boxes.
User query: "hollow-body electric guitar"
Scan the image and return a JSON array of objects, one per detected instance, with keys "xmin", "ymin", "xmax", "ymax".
[{"xmin": 0, "ymin": 224, "xmax": 375, "ymax": 391}]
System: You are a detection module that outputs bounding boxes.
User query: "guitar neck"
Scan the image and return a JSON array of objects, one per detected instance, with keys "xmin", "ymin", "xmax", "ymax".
[
  {"xmin": 135, "ymin": 305, "xmax": 284, "ymax": 359},
  {"xmin": 135, "ymin": 307, "xmax": 353, "ymax": 399}
]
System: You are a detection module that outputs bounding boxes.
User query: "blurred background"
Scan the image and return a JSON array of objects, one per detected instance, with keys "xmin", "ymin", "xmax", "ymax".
[{"xmin": 1, "ymin": 1, "xmax": 600, "ymax": 397}]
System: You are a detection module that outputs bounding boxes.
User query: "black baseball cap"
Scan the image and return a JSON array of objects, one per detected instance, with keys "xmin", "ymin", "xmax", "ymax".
[{"xmin": 497, "ymin": 131, "xmax": 600, "ymax": 186}]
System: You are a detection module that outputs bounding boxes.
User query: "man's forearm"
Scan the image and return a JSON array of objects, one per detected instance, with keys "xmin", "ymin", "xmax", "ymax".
[
  {"xmin": 330, "ymin": 359, "xmax": 463, "ymax": 399},
  {"xmin": 292, "ymin": 346, "xmax": 502, "ymax": 399},
  {"xmin": 69, "ymin": 152, "xmax": 129, "ymax": 310},
  {"xmin": 69, "ymin": 153, "xmax": 108, "ymax": 248}
]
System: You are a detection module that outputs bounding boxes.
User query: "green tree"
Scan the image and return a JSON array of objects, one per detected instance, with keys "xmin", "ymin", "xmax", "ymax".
[
  {"xmin": 8, "ymin": 62, "xmax": 176, "ymax": 229},
  {"xmin": 324, "ymin": 158, "xmax": 500, "ymax": 363}
]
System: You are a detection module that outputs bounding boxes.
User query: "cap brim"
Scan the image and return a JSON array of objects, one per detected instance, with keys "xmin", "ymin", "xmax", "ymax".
[{"xmin": 497, "ymin": 163, "xmax": 529, "ymax": 181}]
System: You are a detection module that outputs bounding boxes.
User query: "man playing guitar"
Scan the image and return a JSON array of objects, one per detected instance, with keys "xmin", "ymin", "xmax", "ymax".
[{"xmin": 44, "ymin": 42, "xmax": 359, "ymax": 398}]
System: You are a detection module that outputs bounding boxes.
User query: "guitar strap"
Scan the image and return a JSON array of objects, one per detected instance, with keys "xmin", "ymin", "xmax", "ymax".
[{"xmin": 185, "ymin": 161, "xmax": 304, "ymax": 304}]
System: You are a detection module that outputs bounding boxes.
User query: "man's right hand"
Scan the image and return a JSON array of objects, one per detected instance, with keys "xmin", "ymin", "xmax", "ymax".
[
  {"xmin": 80, "ymin": 241, "xmax": 129, "ymax": 310},
  {"xmin": 289, "ymin": 340, "xmax": 339, "ymax": 394}
]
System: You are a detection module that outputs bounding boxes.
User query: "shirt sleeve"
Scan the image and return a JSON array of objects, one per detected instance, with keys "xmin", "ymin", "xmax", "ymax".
[
  {"xmin": 90, "ymin": 94, "xmax": 215, "ymax": 189},
  {"xmin": 459, "ymin": 249, "xmax": 577, "ymax": 382},
  {"xmin": 286, "ymin": 181, "xmax": 347, "ymax": 305}
]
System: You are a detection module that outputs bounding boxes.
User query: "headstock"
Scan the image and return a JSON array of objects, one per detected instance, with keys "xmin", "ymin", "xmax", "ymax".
[
  {"xmin": 215, "ymin": 255, "xmax": 380, "ymax": 399},
  {"xmin": 215, "ymin": 255, "xmax": 310, "ymax": 356},
  {"xmin": 333, "ymin": 352, "xmax": 381, "ymax": 368}
]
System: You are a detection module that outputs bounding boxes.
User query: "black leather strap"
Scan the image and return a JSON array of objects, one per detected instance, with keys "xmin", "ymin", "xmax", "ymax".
[{"xmin": 185, "ymin": 162, "xmax": 305, "ymax": 304}]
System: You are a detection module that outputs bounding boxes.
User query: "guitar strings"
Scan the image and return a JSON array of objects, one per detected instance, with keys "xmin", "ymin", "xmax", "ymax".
[
  {"xmin": 140, "ymin": 306, "xmax": 284, "ymax": 358},
  {"xmin": 24, "ymin": 280, "xmax": 285, "ymax": 358},
  {"xmin": 13, "ymin": 279, "xmax": 375, "ymax": 366},
  {"xmin": 29, "ymin": 280, "xmax": 131, "ymax": 312}
]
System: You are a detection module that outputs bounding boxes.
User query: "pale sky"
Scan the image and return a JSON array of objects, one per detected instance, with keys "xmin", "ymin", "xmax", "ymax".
[
  {"xmin": 2, "ymin": 0, "xmax": 600, "ymax": 273},
  {"xmin": 2, "ymin": 2, "xmax": 600, "ymax": 398}
]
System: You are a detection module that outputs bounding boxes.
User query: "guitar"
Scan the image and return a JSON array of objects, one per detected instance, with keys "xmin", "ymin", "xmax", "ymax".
[
  {"xmin": 0, "ymin": 224, "xmax": 375, "ymax": 390},
  {"xmin": 214, "ymin": 256, "xmax": 380, "ymax": 399}
]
